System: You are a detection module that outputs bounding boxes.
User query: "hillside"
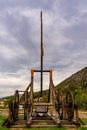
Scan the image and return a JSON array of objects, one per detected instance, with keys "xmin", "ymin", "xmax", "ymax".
[
  {"xmin": 57, "ymin": 67, "xmax": 87, "ymax": 91},
  {"xmin": 57, "ymin": 67, "xmax": 87, "ymax": 110}
]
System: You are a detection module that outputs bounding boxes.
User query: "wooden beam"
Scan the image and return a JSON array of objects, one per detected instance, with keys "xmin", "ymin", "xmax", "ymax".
[
  {"xmin": 33, "ymin": 103, "xmax": 53, "ymax": 106},
  {"xmin": 34, "ymin": 70, "xmax": 50, "ymax": 72}
]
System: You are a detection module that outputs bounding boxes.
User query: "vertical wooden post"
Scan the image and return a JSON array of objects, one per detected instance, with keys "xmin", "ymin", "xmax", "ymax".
[
  {"xmin": 40, "ymin": 11, "xmax": 44, "ymax": 97},
  {"xmin": 31, "ymin": 70, "xmax": 34, "ymax": 111},
  {"xmin": 50, "ymin": 70, "xmax": 52, "ymax": 103},
  {"xmin": 7, "ymin": 102, "xmax": 13, "ymax": 127},
  {"xmin": 14, "ymin": 90, "xmax": 19, "ymax": 103},
  {"xmin": 24, "ymin": 91, "xmax": 28, "ymax": 120},
  {"xmin": 13, "ymin": 90, "xmax": 19, "ymax": 120},
  {"xmin": 27, "ymin": 70, "xmax": 34, "ymax": 126},
  {"xmin": 75, "ymin": 106, "xmax": 79, "ymax": 125},
  {"xmin": 50, "ymin": 70, "xmax": 53, "ymax": 116},
  {"xmin": 25, "ymin": 90, "xmax": 28, "ymax": 104}
]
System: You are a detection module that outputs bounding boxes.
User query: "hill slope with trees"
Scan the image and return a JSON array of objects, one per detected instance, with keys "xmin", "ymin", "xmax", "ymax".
[{"xmin": 57, "ymin": 67, "xmax": 87, "ymax": 110}]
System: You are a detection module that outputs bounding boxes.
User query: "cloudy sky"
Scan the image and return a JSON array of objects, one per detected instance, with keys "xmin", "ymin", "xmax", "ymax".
[{"xmin": 0, "ymin": 0, "xmax": 87, "ymax": 97}]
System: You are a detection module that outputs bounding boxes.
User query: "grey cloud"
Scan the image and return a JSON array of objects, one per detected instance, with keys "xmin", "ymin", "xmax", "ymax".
[
  {"xmin": 0, "ymin": 85, "xmax": 22, "ymax": 97},
  {"xmin": 0, "ymin": 8, "xmax": 41, "ymax": 73},
  {"xmin": 60, "ymin": 0, "xmax": 79, "ymax": 19},
  {"xmin": 0, "ymin": 0, "xmax": 54, "ymax": 11}
]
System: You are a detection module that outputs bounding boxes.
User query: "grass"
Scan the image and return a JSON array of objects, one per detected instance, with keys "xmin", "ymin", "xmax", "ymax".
[
  {"xmin": 82, "ymin": 119, "xmax": 87, "ymax": 124},
  {"xmin": 79, "ymin": 128, "xmax": 87, "ymax": 130},
  {"xmin": 0, "ymin": 128, "xmax": 9, "ymax": 130},
  {"xmin": 0, "ymin": 115, "xmax": 9, "ymax": 130},
  {"xmin": 0, "ymin": 115, "xmax": 7, "ymax": 126}
]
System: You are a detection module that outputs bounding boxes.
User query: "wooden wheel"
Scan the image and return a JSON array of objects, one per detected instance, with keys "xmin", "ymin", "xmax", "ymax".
[{"xmin": 66, "ymin": 91, "xmax": 74, "ymax": 120}]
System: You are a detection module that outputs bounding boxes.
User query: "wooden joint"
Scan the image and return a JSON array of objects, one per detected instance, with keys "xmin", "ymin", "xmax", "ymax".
[
  {"xmin": 50, "ymin": 70, "xmax": 52, "ymax": 77},
  {"xmin": 31, "ymin": 70, "xmax": 34, "ymax": 77}
]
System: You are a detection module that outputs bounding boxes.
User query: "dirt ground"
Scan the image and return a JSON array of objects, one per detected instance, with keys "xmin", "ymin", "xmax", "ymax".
[
  {"xmin": 0, "ymin": 109, "xmax": 9, "ymax": 116},
  {"xmin": 10, "ymin": 128, "xmax": 23, "ymax": 130},
  {"xmin": 10, "ymin": 128, "xmax": 24, "ymax": 130},
  {"xmin": 78, "ymin": 110, "xmax": 87, "ymax": 119}
]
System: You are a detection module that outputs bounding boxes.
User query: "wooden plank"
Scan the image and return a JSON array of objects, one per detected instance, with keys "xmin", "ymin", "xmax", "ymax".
[
  {"xmin": 11, "ymin": 125, "xmax": 26, "ymax": 128},
  {"xmin": 62, "ymin": 125, "xmax": 77, "ymax": 128},
  {"xmin": 31, "ymin": 125, "xmax": 58, "ymax": 128},
  {"xmin": 36, "ymin": 105, "xmax": 47, "ymax": 113},
  {"xmin": 80, "ymin": 125, "xmax": 87, "ymax": 127},
  {"xmin": 33, "ymin": 103, "xmax": 53, "ymax": 106},
  {"xmin": 32, "ymin": 120, "xmax": 54, "ymax": 123}
]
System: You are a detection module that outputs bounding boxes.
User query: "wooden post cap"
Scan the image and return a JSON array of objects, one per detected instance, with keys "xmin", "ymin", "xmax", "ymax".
[
  {"xmin": 50, "ymin": 70, "xmax": 52, "ymax": 77},
  {"xmin": 31, "ymin": 70, "xmax": 34, "ymax": 77}
]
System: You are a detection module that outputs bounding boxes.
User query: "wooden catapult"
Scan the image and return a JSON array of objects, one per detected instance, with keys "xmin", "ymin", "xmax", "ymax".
[{"xmin": 3, "ymin": 12, "xmax": 84, "ymax": 128}]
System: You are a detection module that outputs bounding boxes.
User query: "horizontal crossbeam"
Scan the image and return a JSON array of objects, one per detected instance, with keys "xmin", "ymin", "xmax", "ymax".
[
  {"xmin": 34, "ymin": 70, "xmax": 50, "ymax": 72},
  {"xmin": 33, "ymin": 103, "xmax": 53, "ymax": 106}
]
